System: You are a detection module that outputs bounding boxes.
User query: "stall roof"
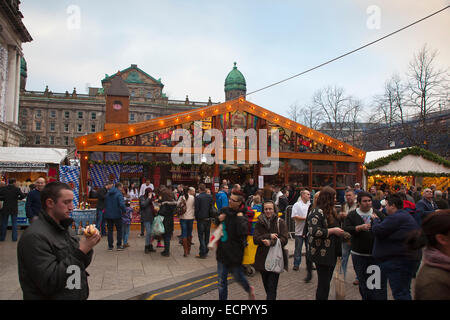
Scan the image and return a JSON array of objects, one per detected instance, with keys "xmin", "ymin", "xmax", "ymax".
[
  {"xmin": 365, "ymin": 148, "xmax": 407, "ymax": 163},
  {"xmin": 0, "ymin": 147, "xmax": 68, "ymax": 164},
  {"xmin": 365, "ymin": 147, "xmax": 450, "ymax": 175}
]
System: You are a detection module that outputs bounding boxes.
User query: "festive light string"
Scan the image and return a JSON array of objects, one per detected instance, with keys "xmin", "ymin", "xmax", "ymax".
[{"xmin": 246, "ymin": 5, "xmax": 450, "ymax": 97}]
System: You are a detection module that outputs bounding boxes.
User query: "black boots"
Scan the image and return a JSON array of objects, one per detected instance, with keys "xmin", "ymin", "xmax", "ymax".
[
  {"xmin": 145, "ymin": 245, "xmax": 156, "ymax": 254},
  {"xmin": 304, "ymin": 271, "xmax": 312, "ymax": 283}
]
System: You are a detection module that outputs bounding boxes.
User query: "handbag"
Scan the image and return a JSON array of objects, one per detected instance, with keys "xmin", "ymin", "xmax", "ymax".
[
  {"xmin": 334, "ymin": 256, "xmax": 346, "ymax": 300},
  {"xmin": 151, "ymin": 215, "xmax": 165, "ymax": 236},
  {"xmin": 277, "ymin": 218, "xmax": 289, "ymax": 271},
  {"xmin": 209, "ymin": 203, "xmax": 218, "ymax": 220},
  {"xmin": 264, "ymin": 238, "xmax": 284, "ymax": 273},
  {"xmin": 207, "ymin": 224, "xmax": 223, "ymax": 249}
]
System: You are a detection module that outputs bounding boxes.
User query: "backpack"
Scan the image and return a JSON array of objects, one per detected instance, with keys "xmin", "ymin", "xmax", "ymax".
[{"xmin": 176, "ymin": 197, "xmax": 187, "ymax": 216}]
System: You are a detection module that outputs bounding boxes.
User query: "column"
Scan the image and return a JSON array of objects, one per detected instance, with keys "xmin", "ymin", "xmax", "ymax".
[{"xmin": 5, "ymin": 45, "xmax": 17, "ymax": 124}]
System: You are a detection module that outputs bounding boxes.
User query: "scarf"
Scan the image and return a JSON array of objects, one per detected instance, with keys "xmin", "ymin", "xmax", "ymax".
[
  {"xmin": 423, "ymin": 247, "xmax": 450, "ymax": 272},
  {"xmin": 356, "ymin": 208, "xmax": 373, "ymax": 224}
]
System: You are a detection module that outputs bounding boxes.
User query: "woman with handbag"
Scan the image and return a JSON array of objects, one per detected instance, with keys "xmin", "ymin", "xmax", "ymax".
[
  {"xmin": 158, "ymin": 187, "xmax": 178, "ymax": 257},
  {"xmin": 306, "ymin": 186, "xmax": 345, "ymax": 300},
  {"xmin": 178, "ymin": 187, "xmax": 196, "ymax": 257},
  {"xmin": 139, "ymin": 188, "xmax": 156, "ymax": 253},
  {"xmin": 253, "ymin": 200, "xmax": 289, "ymax": 300}
]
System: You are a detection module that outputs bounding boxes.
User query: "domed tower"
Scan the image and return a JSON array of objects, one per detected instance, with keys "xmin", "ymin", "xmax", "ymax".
[
  {"xmin": 224, "ymin": 62, "xmax": 246, "ymax": 101},
  {"xmin": 20, "ymin": 57, "xmax": 27, "ymax": 91}
]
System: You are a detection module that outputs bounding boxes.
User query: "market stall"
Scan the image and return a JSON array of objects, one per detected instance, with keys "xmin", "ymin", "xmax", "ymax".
[
  {"xmin": 0, "ymin": 147, "xmax": 68, "ymax": 226},
  {"xmin": 364, "ymin": 147, "xmax": 450, "ymax": 191}
]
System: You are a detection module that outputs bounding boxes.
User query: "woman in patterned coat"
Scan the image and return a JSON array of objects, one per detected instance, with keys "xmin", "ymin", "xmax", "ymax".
[{"xmin": 307, "ymin": 186, "xmax": 345, "ymax": 300}]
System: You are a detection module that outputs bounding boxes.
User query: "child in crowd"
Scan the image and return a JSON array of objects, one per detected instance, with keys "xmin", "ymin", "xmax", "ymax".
[{"xmin": 122, "ymin": 200, "xmax": 133, "ymax": 248}]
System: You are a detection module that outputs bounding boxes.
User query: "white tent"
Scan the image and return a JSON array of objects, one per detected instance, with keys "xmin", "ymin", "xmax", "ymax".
[
  {"xmin": 0, "ymin": 147, "xmax": 68, "ymax": 172},
  {"xmin": 363, "ymin": 147, "xmax": 450, "ymax": 190}
]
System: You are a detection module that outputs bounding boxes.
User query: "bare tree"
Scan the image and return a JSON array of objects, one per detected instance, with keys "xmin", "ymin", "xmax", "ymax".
[
  {"xmin": 287, "ymin": 103, "xmax": 301, "ymax": 123},
  {"xmin": 312, "ymin": 85, "xmax": 361, "ymax": 141},
  {"xmin": 287, "ymin": 102, "xmax": 322, "ymax": 130},
  {"xmin": 406, "ymin": 44, "xmax": 449, "ymax": 148}
]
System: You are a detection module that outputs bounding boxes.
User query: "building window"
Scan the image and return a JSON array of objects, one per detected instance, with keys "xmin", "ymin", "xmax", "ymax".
[
  {"xmin": 35, "ymin": 136, "xmax": 40, "ymax": 145},
  {"xmin": 36, "ymin": 110, "xmax": 42, "ymax": 118},
  {"xmin": 50, "ymin": 110, "xmax": 56, "ymax": 118},
  {"xmin": 50, "ymin": 122, "xmax": 55, "ymax": 132},
  {"xmin": 21, "ymin": 109, "xmax": 27, "ymax": 116},
  {"xmin": 20, "ymin": 121, "xmax": 26, "ymax": 130},
  {"xmin": 146, "ymin": 92, "xmax": 152, "ymax": 99},
  {"xmin": 91, "ymin": 112, "xmax": 96, "ymax": 120},
  {"xmin": 77, "ymin": 124, "xmax": 83, "ymax": 132},
  {"xmin": 64, "ymin": 136, "xmax": 69, "ymax": 146},
  {"xmin": 145, "ymin": 114, "xmax": 152, "ymax": 120},
  {"xmin": 130, "ymin": 91, "xmax": 136, "ymax": 98},
  {"xmin": 49, "ymin": 136, "xmax": 55, "ymax": 145},
  {"xmin": 64, "ymin": 111, "xmax": 70, "ymax": 119},
  {"xmin": 91, "ymin": 124, "xmax": 96, "ymax": 132},
  {"xmin": 130, "ymin": 113, "xmax": 135, "ymax": 122},
  {"xmin": 35, "ymin": 121, "xmax": 41, "ymax": 131},
  {"xmin": 64, "ymin": 123, "xmax": 69, "ymax": 132},
  {"xmin": 77, "ymin": 111, "xmax": 83, "ymax": 119}
]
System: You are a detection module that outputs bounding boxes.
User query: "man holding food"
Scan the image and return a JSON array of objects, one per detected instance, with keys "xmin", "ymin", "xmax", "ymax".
[{"xmin": 17, "ymin": 182, "xmax": 100, "ymax": 300}]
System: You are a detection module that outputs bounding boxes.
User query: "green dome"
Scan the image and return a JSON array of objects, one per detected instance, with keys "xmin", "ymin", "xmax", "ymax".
[
  {"xmin": 224, "ymin": 62, "xmax": 246, "ymax": 92},
  {"xmin": 20, "ymin": 57, "xmax": 27, "ymax": 77}
]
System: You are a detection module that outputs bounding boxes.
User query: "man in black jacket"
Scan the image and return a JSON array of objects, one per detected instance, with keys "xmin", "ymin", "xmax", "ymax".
[
  {"xmin": 0, "ymin": 178, "xmax": 26, "ymax": 241},
  {"xmin": 195, "ymin": 183, "xmax": 213, "ymax": 259},
  {"xmin": 343, "ymin": 191, "xmax": 385, "ymax": 300},
  {"xmin": 215, "ymin": 191, "xmax": 255, "ymax": 300},
  {"xmin": 25, "ymin": 177, "xmax": 46, "ymax": 224},
  {"xmin": 17, "ymin": 182, "xmax": 101, "ymax": 300},
  {"xmin": 243, "ymin": 178, "xmax": 258, "ymax": 201}
]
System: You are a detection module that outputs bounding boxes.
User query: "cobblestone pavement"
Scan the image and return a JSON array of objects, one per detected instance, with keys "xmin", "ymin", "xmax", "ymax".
[{"xmin": 1, "ymin": 227, "xmax": 404, "ymax": 300}]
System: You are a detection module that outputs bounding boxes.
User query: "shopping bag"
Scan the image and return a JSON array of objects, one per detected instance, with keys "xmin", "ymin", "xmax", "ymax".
[
  {"xmin": 264, "ymin": 238, "xmax": 284, "ymax": 273},
  {"xmin": 334, "ymin": 257, "xmax": 346, "ymax": 300},
  {"xmin": 207, "ymin": 224, "xmax": 223, "ymax": 250},
  {"xmin": 151, "ymin": 215, "xmax": 165, "ymax": 236}
]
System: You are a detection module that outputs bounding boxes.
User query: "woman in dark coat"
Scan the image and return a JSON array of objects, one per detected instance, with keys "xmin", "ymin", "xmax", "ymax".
[
  {"xmin": 253, "ymin": 201, "xmax": 289, "ymax": 300},
  {"xmin": 139, "ymin": 188, "xmax": 156, "ymax": 253},
  {"xmin": 158, "ymin": 187, "xmax": 177, "ymax": 256},
  {"xmin": 306, "ymin": 186, "xmax": 345, "ymax": 300}
]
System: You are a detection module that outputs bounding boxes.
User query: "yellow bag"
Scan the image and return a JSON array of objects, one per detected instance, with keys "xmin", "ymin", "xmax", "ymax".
[{"xmin": 334, "ymin": 257, "xmax": 346, "ymax": 300}]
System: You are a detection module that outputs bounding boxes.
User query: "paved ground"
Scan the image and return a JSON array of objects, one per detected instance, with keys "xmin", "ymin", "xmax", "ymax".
[{"xmin": 0, "ymin": 226, "xmax": 401, "ymax": 300}]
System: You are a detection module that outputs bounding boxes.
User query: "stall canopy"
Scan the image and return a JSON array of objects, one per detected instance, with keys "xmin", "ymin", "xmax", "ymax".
[
  {"xmin": 365, "ymin": 147, "xmax": 450, "ymax": 176},
  {"xmin": 0, "ymin": 147, "xmax": 68, "ymax": 172}
]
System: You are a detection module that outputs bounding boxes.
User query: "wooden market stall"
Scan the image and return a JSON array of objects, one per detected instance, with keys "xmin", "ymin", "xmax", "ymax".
[
  {"xmin": 74, "ymin": 75, "xmax": 366, "ymax": 202},
  {"xmin": 364, "ymin": 147, "xmax": 450, "ymax": 191}
]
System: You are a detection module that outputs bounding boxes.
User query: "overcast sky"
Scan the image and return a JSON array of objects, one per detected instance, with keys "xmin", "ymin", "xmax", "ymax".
[{"xmin": 20, "ymin": 0, "xmax": 449, "ymax": 121}]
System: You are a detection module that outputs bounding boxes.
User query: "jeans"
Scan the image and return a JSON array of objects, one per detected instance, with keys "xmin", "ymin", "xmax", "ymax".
[
  {"xmin": 351, "ymin": 254, "xmax": 386, "ymax": 300},
  {"xmin": 0, "ymin": 213, "xmax": 18, "ymax": 241},
  {"xmin": 341, "ymin": 242, "xmax": 351, "ymax": 278},
  {"xmin": 315, "ymin": 263, "xmax": 336, "ymax": 300},
  {"xmin": 163, "ymin": 233, "xmax": 171, "ymax": 252},
  {"xmin": 379, "ymin": 259, "xmax": 414, "ymax": 300},
  {"xmin": 260, "ymin": 271, "xmax": 280, "ymax": 300},
  {"xmin": 197, "ymin": 219, "xmax": 211, "ymax": 257},
  {"xmin": 293, "ymin": 235, "xmax": 304, "ymax": 267},
  {"xmin": 144, "ymin": 221, "xmax": 152, "ymax": 246},
  {"xmin": 217, "ymin": 262, "xmax": 251, "ymax": 300},
  {"xmin": 96, "ymin": 208, "xmax": 106, "ymax": 235},
  {"xmin": 122, "ymin": 223, "xmax": 130, "ymax": 245},
  {"xmin": 106, "ymin": 218, "xmax": 123, "ymax": 248},
  {"xmin": 180, "ymin": 219, "xmax": 194, "ymax": 239}
]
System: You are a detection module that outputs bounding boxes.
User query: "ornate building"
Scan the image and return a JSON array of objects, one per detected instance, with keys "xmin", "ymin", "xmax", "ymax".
[
  {"xmin": 18, "ymin": 64, "xmax": 217, "ymax": 157},
  {"xmin": 0, "ymin": 0, "xmax": 32, "ymax": 146}
]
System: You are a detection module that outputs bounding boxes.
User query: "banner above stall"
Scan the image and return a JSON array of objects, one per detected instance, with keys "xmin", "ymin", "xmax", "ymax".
[{"xmin": 75, "ymin": 98, "xmax": 366, "ymax": 163}]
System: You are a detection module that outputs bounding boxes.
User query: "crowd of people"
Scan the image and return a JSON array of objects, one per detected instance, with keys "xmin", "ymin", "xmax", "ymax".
[{"xmin": 0, "ymin": 175, "xmax": 449, "ymax": 301}]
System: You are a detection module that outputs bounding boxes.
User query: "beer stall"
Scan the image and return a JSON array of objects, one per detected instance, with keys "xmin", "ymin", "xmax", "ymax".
[
  {"xmin": 0, "ymin": 147, "xmax": 68, "ymax": 226},
  {"xmin": 74, "ymin": 75, "xmax": 366, "ymax": 213},
  {"xmin": 364, "ymin": 147, "xmax": 450, "ymax": 191}
]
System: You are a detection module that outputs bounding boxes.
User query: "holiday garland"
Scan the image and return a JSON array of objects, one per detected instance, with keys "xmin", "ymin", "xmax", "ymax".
[{"xmin": 365, "ymin": 147, "xmax": 450, "ymax": 177}]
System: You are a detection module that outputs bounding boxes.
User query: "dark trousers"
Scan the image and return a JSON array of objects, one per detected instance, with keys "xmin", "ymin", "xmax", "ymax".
[
  {"xmin": 96, "ymin": 208, "xmax": 106, "ymax": 235},
  {"xmin": 315, "ymin": 263, "xmax": 336, "ymax": 300},
  {"xmin": 260, "ymin": 271, "xmax": 280, "ymax": 300},
  {"xmin": 106, "ymin": 218, "xmax": 123, "ymax": 249},
  {"xmin": 304, "ymin": 238, "xmax": 314, "ymax": 273},
  {"xmin": 0, "ymin": 213, "xmax": 18, "ymax": 241},
  {"xmin": 197, "ymin": 219, "xmax": 211, "ymax": 257},
  {"xmin": 379, "ymin": 259, "xmax": 414, "ymax": 300},
  {"xmin": 352, "ymin": 254, "xmax": 386, "ymax": 300}
]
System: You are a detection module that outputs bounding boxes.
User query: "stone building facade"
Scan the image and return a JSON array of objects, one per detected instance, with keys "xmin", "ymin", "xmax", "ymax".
[
  {"xmin": 19, "ymin": 64, "xmax": 217, "ymax": 157},
  {"xmin": 0, "ymin": 0, "xmax": 32, "ymax": 146}
]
